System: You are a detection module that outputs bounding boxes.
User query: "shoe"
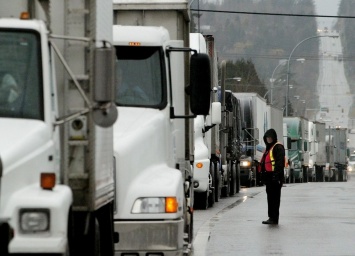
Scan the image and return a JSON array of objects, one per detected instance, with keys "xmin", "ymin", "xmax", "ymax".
[{"xmin": 262, "ymin": 218, "xmax": 278, "ymax": 225}]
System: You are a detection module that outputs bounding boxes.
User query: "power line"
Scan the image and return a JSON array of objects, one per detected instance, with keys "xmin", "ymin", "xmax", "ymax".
[
  {"xmin": 190, "ymin": 8, "xmax": 355, "ymax": 19},
  {"xmin": 218, "ymin": 53, "xmax": 355, "ymax": 61}
]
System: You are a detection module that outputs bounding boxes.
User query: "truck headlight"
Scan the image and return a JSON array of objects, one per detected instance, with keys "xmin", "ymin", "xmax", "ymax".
[
  {"xmin": 20, "ymin": 209, "xmax": 49, "ymax": 233},
  {"xmin": 240, "ymin": 161, "xmax": 251, "ymax": 167},
  {"xmin": 132, "ymin": 197, "xmax": 178, "ymax": 213}
]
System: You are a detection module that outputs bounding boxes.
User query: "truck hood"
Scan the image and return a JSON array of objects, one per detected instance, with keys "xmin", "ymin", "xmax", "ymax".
[
  {"xmin": 0, "ymin": 118, "xmax": 55, "ymax": 216},
  {"xmin": 113, "ymin": 107, "xmax": 183, "ymax": 219},
  {"xmin": 0, "ymin": 119, "xmax": 51, "ymax": 173}
]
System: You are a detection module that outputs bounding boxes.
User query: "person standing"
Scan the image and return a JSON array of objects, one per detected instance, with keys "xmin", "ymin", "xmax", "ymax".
[{"xmin": 260, "ymin": 128, "xmax": 285, "ymax": 225}]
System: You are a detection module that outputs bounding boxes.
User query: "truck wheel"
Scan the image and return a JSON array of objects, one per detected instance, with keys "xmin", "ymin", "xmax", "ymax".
[
  {"xmin": 303, "ymin": 167, "xmax": 308, "ymax": 183},
  {"xmin": 221, "ymin": 167, "xmax": 230, "ymax": 198},
  {"xmin": 328, "ymin": 170, "xmax": 335, "ymax": 182},
  {"xmin": 208, "ymin": 168, "xmax": 215, "ymax": 207},
  {"xmin": 187, "ymin": 209, "xmax": 194, "ymax": 245},
  {"xmin": 213, "ymin": 161, "xmax": 221, "ymax": 202},
  {"xmin": 194, "ymin": 191, "xmax": 208, "ymax": 210},
  {"xmin": 96, "ymin": 202, "xmax": 114, "ymax": 256},
  {"xmin": 208, "ymin": 188, "xmax": 215, "ymax": 207},
  {"xmin": 229, "ymin": 161, "xmax": 236, "ymax": 196},
  {"xmin": 289, "ymin": 170, "xmax": 294, "ymax": 183},
  {"xmin": 321, "ymin": 170, "xmax": 325, "ymax": 182},
  {"xmin": 338, "ymin": 170, "xmax": 344, "ymax": 181},
  {"xmin": 235, "ymin": 163, "xmax": 240, "ymax": 193},
  {"xmin": 66, "ymin": 209, "xmax": 74, "ymax": 256}
]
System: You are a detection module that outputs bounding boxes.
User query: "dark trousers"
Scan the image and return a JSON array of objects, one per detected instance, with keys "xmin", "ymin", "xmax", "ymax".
[{"xmin": 266, "ymin": 181, "xmax": 281, "ymax": 220}]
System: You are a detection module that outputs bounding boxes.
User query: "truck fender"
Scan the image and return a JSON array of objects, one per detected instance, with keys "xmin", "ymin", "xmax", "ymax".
[{"xmin": 4, "ymin": 184, "xmax": 72, "ymax": 253}]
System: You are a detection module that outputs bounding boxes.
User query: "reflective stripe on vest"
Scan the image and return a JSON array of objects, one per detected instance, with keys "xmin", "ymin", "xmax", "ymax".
[{"xmin": 265, "ymin": 142, "xmax": 283, "ymax": 172}]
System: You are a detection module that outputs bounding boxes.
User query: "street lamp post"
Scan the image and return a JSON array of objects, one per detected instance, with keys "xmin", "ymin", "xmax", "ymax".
[
  {"xmin": 285, "ymin": 35, "xmax": 338, "ymax": 116},
  {"xmin": 269, "ymin": 58, "xmax": 304, "ymax": 105}
]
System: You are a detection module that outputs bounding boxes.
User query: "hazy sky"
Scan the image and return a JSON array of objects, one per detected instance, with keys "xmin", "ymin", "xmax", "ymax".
[{"xmin": 313, "ymin": 0, "xmax": 341, "ymax": 28}]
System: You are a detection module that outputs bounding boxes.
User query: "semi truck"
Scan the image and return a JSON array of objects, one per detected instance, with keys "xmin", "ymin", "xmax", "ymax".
[
  {"xmin": 205, "ymin": 34, "xmax": 224, "ymax": 203},
  {"xmin": 234, "ymin": 92, "xmax": 270, "ymax": 186},
  {"xmin": 325, "ymin": 127, "xmax": 348, "ymax": 182},
  {"xmin": 190, "ymin": 33, "xmax": 221, "ymax": 209},
  {"xmin": 0, "ymin": 0, "xmax": 117, "ymax": 255},
  {"xmin": 112, "ymin": 0, "xmax": 211, "ymax": 254},
  {"xmin": 218, "ymin": 61, "xmax": 242, "ymax": 193},
  {"xmin": 308, "ymin": 121, "xmax": 327, "ymax": 182},
  {"xmin": 283, "ymin": 116, "xmax": 310, "ymax": 183}
]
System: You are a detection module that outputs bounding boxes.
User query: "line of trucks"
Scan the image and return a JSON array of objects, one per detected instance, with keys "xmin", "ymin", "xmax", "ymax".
[{"xmin": 0, "ymin": 1, "xmax": 350, "ymax": 255}]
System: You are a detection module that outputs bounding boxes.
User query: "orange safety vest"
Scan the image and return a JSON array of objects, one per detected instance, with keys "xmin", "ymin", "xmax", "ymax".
[{"xmin": 264, "ymin": 142, "xmax": 283, "ymax": 172}]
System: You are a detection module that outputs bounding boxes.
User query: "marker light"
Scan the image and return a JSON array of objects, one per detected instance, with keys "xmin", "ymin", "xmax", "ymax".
[
  {"xmin": 132, "ymin": 197, "xmax": 178, "ymax": 213},
  {"xmin": 129, "ymin": 42, "xmax": 141, "ymax": 46},
  {"xmin": 196, "ymin": 162, "xmax": 203, "ymax": 168},
  {"xmin": 40, "ymin": 173, "xmax": 56, "ymax": 190},
  {"xmin": 20, "ymin": 12, "xmax": 30, "ymax": 20},
  {"xmin": 165, "ymin": 197, "xmax": 178, "ymax": 213}
]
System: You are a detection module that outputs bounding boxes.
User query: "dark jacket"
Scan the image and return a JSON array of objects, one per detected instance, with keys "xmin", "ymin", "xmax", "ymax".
[{"xmin": 260, "ymin": 128, "xmax": 285, "ymax": 183}]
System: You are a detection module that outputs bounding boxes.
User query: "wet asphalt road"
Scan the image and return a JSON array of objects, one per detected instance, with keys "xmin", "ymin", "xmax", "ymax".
[{"xmin": 192, "ymin": 172, "xmax": 355, "ymax": 256}]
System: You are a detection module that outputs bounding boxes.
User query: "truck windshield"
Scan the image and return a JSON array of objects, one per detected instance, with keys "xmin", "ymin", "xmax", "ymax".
[
  {"xmin": 0, "ymin": 30, "xmax": 43, "ymax": 120},
  {"xmin": 115, "ymin": 46, "xmax": 166, "ymax": 108}
]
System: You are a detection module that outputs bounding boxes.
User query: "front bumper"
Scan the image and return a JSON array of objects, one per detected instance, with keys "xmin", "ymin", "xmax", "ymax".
[
  {"xmin": 240, "ymin": 167, "xmax": 251, "ymax": 178},
  {"xmin": 114, "ymin": 218, "xmax": 184, "ymax": 255}
]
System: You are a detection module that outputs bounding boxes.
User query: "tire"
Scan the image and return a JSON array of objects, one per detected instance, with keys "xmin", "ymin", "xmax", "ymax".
[
  {"xmin": 315, "ymin": 166, "xmax": 324, "ymax": 182},
  {"xmin": 221, "ymin": 165, "xmax": 230, "ymax": 197},
  {"xmin": 184, "ymin": 182, "xmax": 194, "ymax": 247},
  {"xmin": 71, "ymin": 212, "xmax": 100, "ymax": 256},
  {"xmin": 229, "ymin": 161, "xmax": 236, "ymax": 196},
  {"xmin": 208, "ymin": 165, "xmax": 215, "ymax": 207},
  {"xmin": 188, "ymin": 209, "xmax": 194, "ymax": 245},
  {"xmin": 334, "ymin": 170, "xmax": 339, "ymax": 182},
  {"xmin": 321, "ymin": 170, "xmax": 325, "ymax": 182},
  {"xmin": 194, "ymin": 191, "xmax": 208, "ymax": 210},
  {"xmin": 338, "ymin": 170, "xmax": 343, "ymax": 182},
  {"xmin": 213, "ymin": 161, "xmax": 221, "ymax": 202},
  {"xmin": 96, "ymin": 202, "xmax": 114, "ymax": 256},
  {"xmin": 251, "ymin": 167, "xmax": 257, "ymax": 187},
  {"xmin": 66, "ymin": 209, "xmax": 74, "ymax": 256},
  {"xmin": 303, "ymin": 166, "xmax": 308, "ymax": 183},
  {"xmin": 290, "ymin": 170, "xmax": 295, "ymax": 183},
  {"xmin": 235, "ymin": 163, "xmax": 241, "ymax": 193}
]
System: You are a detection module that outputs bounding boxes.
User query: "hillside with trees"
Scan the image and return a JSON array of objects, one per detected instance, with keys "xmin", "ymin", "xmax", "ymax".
[{"xmin": 191, "ymin": 0, "xmax": 319, "ymax": 113}]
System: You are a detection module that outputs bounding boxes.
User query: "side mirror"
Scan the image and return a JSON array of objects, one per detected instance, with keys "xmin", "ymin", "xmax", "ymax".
[
  {"xmin": 190, "ymin": 53, "xmax": 211, "ymax": 115},
  {"xmin": 94, "ymin": 46, "xmax": 115, "ymax": 102},
  {"xmin": 211, "ymin": 102, "xmax": 221, "ymax": 124},
  {"xmin": 93, "ymin": 46, "xmax": 118, "ymax": 127}
]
